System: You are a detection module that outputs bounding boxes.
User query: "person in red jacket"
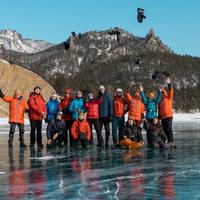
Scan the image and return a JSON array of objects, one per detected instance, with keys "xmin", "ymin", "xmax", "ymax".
[
  {"xmin": 59, "ymin": 88, "xmax": 73, "ymax": 146},
  {"xmin": 158, "ymin": 78, "xmax": 175, "ymax": 147},
  {"xmin": 71, "ymin": 112, "xmax": 91, "ymax": 148},
  {"xmin": 0, "ymin": 89, "xmax": 29, "ymax": 147},
  {"xmin": 124, "ymin": 88, "xmax": 145, "ymax": 125},
  {"xmin": 112, "ymin": 88, "xmax": 126, "ymax": 148},
  {"xmin": 28, "ymin": 86, "xmax": 47, "ymax": 148},
  {"xmin": 85, "ymin": 93, "xmax": 103, "ymax": 146}
]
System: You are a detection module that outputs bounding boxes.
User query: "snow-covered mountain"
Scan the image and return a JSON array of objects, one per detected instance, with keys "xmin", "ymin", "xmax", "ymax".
[
  {"xmin": 0, "ymin": 27, "xmax": 199, "ymax": 111},
  {"xmin": 0, "ymin": 30, "xmax": 54, "ymax": 53}
]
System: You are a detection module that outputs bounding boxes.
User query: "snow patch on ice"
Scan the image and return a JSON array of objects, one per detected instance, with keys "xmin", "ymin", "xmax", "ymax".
[{"xmin": 30, "ymin": 155, "xmax": 65, "ymax": 161}]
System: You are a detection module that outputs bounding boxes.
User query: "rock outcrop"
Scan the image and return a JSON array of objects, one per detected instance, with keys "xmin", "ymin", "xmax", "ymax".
[
  {"xmin": 0, "ymin": 59, "xmax": 54, "ymax": 117},
  {"xmin": 146, "ymin": 28, "xmax": 170, "ymax": 52}
]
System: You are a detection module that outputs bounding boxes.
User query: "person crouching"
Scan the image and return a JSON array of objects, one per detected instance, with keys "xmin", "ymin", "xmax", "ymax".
[
  {"xmin": 146, "ymin": 117, "xmax": 169, "ymax": 149},
  {"xmin": 71, "ymin": 112, "xmax": 91, "ymax": 148},
  {"xmin": 47, "ymin": 111, "xmax": 66, "ymax": 148},
  {"xmin": 119, "ymin": 118, "xmax": 144, "ymax": 149}
]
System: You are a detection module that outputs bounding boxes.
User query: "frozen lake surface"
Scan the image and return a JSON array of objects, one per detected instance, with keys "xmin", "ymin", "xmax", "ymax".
[{"xmin": 0, "ymin": 120, "xmax": 200, "ymax": 199}]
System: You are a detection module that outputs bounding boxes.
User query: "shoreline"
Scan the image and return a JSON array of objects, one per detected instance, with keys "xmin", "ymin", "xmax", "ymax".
[{"xmin": 0, "ymin": 113, "xmax": 199, "ymax": 125}]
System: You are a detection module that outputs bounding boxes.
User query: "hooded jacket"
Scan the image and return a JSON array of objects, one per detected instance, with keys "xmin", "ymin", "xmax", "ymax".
[
  {"xmin": 124, "ymin": 92, "xmax": 144, "ymax": 121},
  {"xmin": 121, "ymin": 121, "xmax": 143, "ymax": 142},
  {"xmin": 3, "ymin": 95, "xmax": 29, "ymax": 124},
  {"xmin": 141, "ymin": 91, "xmax": 162, "ymax": 119},
  {"xmin": 59, "ymin": 95, "xmax": 73, "ymax": 120},
  {"xmin": 113, "ymin": 95, "xmax": 126, "ymax": 117},
  {"xmin": 85, "ymin": 98, "xmax": 102, "ymax": 119},
  {"xmin": 147, "ymin": 123, "xmax": 168, "ymax": 142},
  {"xmin": 48, "ymin": 119, "xmax": 66, "ymax": 139},
  {"xmin": 158, "ymin": 86, "xmax": 174, "ymax": 119},
  {"xmin": 46, "ymin": 98, "xmax": 59, "ymax": 121},
  {"xmin": 97, "ymin": 91, "xmax": 113, "ymax": 118},
  {"xmin": 28, "ymin": 92, "xmax": 46, "ymax": 121},
  {"xmin": 69, "ymin": 97, "xmax": 85, "ymax": 120},
  {"xmin": 71, "ymin": 119, "xmax": 91, "ymax": 140}
]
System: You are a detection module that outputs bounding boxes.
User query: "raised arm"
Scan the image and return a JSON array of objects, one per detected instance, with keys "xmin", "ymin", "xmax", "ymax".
[
  {"xmin": 140, "ymin": 85, "xmax": 147, "ymax": 105},
  {"xmin": 154, "ymin": 86, "xmax": 162, "ymax": 105}
]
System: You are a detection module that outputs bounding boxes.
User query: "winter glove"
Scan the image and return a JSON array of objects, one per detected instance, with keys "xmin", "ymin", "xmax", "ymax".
[{"xmin": 0, "ymin": 89, "xmax": 5, "ymax": 98}]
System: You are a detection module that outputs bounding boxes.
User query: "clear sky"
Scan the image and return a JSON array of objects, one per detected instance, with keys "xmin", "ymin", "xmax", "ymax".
[{"xmin": 0, "ymin": 0, "xmax": 200, "ymax": 57}]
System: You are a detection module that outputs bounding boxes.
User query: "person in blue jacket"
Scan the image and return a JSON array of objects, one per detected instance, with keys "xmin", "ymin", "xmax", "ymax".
[
  {"xmin": 139, "ymin": 85, "xmax": 162, "ymax": 145},
  {"xmin": 96, "ymin": 85, "xmax": 113, "ymax": 148},
  {"xmin": 46, "ymin": 93, "xmax": 59, "ymax": 144},
  {"xmin": 69, "ymin": 91, "xmax": 86, "ymax": 121}
]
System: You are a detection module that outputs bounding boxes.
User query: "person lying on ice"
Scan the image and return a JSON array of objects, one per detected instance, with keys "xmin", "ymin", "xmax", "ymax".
[
  {"xmin": 146, "ymin": 117, "xmax": 169, "ymax": 149},
  {"xmin": 47, "ymin": 111, "xmax": 66, "ymax": 148},
  {"xmin": 119, "ymin": 118, "xmax": 144, "ymax": 149},
  {"xmin": 0, "ymin": 89, "xmax": 29, "ymax": 148},
  {"xmin": 71, "ymin": 112, "xmax": 91, "ymax": 148}
]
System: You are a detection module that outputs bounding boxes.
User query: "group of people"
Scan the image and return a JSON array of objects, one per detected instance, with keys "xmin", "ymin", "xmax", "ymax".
[{"xmin": 0, "ymin": 77, "xmax": 175, "ymax": 150}]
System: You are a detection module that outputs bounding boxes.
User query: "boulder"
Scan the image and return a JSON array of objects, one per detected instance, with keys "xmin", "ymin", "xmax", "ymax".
[{"xmin": 0, "ymin": 59, "xmax": 55, "ymax": 118}]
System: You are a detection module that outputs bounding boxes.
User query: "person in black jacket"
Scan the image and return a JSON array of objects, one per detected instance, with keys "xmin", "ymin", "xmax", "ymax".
[
  {"xmin": 146, "ymin": 117, "xmax": 169, "ymax": 149},
  {"xmin": 119, "ymin": 118, "xmax": 144, "ymax": 149},
  {"xmin": 47, "ymin": 111, "xmax": 66, "ymax": 148},
  {"xmin": 96, "ymin": 85, "xmax": 113, "ymax": 148}
]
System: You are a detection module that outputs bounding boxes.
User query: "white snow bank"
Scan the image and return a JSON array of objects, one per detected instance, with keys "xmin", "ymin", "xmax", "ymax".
[
  {"xmin": 0, "ymin": 113, "xmax": 199, "ymax": 125},
  {"xmin": 0, "ymin": 118, "xmax": 30, "ymax": 125},
  {"xmin": 173, "ymin": 113, "xmax": 200, "ymax": 122}
]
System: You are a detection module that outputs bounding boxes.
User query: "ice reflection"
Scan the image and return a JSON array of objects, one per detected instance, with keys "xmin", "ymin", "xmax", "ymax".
[
  {"xmin": 0, "ymin": 121, "xmax": 199, "ymax": 199},
  {"xmin": 8, "ymin": 148, "xmax": 27, "ymax": 200},
  {"xmin": 28, "ymin": 148, "xmax": 47, "ymax": 199}
]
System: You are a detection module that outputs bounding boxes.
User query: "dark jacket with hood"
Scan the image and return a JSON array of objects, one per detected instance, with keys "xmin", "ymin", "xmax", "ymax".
[
  {"xmin": 121, "ymin": 121, "xmax": 143, "ymax": 142},
  {"xmin": 97, "ymin": 91, "xmax": 113, "ymax": 118},
  {"xmin": 147, "ymin": 123, "xmax": 168, "ymax": 142},
  {"xmin": 47, "ymin": 119, "xmax": 66, "ymax": 140}
]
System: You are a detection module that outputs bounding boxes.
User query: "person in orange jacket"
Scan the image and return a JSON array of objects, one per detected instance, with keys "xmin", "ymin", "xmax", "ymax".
[
  {"xmin": 71, "ymin": 112, "xmax": 91, "ymax": 148},
  {"xmin": 112, "ymin": 88, "xmax": 126, "ymax": 148},
  {"xmin": 59, "ymin": 88, "xmax": 73, "ymax": 146},
  {"xmin": 28, "ymin": 86, "xmax": 47, "ymax": 148},
  {"xmin": 158, "ymin": 78, "xmax": 175, "ymax": 147},
  {"xmin": 0, "ymin": 89, "xmax": 29, "ymax": 147},
  {"xmin": 124, "ymin": 88, "xmax": 145, "ymax": 125}
]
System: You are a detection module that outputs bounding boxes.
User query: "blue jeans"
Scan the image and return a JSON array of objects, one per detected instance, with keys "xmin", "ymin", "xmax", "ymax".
[{"xmin": 112, "ymin": 116, "xmax": 125, "ymax": 143}]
